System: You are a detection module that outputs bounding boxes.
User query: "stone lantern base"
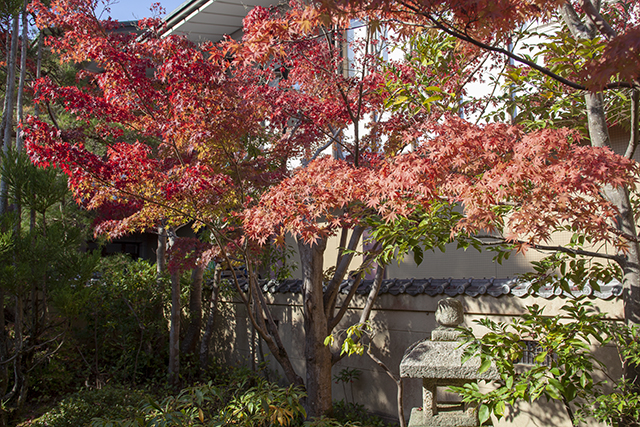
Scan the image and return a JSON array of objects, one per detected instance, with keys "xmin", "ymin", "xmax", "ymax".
[
  {"xmin": 407, "ymin": 406, "xmax": 480, "ymax": 427},
  {"xmin": 407, "ymin": 377, "xmax": 481, "ymax": 427}
]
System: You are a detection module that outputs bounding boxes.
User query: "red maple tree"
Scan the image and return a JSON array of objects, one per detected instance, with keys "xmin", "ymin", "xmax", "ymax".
[{"xmin": 24, "ymin": 0, "xmax": 639, "ymax": 419}]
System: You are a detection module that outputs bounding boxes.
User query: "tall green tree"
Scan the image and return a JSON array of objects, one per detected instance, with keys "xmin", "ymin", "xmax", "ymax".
[{"xmin": 0, "ymin": 150, "xmax": 99, "ymax": 424}]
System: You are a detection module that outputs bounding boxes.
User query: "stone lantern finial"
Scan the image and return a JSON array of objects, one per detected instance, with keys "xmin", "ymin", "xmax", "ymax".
[{"xmin": 432, "ymin": 297, "xmax": 464, "ymax": 341}]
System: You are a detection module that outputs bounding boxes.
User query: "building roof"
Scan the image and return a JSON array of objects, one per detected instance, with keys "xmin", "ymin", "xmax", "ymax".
[
  {"xmin": 163, "ymin": 0, "xmax": 278, "ymax": 43},
  {"xmin": 224, "ymin": 275, "xmax": 623, "ymax": 300}
]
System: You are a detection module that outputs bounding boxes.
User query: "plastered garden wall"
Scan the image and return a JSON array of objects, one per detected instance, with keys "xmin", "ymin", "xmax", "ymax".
[{"xmin": 209, "ymin": 291, "xmax": 623, "ymax": 426}]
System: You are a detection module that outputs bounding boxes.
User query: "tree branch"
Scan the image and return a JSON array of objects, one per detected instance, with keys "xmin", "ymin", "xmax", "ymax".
[
  {"xmin": 472, "ymin": 235, "xmax": 624, "ymax": 262},
  {"xmin": 331, "ymin": 261, "xmax": 384, "ymax": 364},
  {"xmin": 625, "ymin": 89, "xmax": 640, "ymax": 159},
  {"xmin": 393, "ymin": 3, "xmax": 633, "ymax": 91},
  {"xmin": 357, "ymin": 263, "xmax": 385, "ymax": 325},
  {"xmin": 561, "ymin": 1, "xmax": 596, "ymax": 39},
  {"xmin": 324, "ymin": 225, "xmax": 365, "ymax": 319},
  {"xmin": 328, "ymin": 272, "xmax": 362, "ymax": 332},
  {"xmin": 366, "ymin": 343, "xmax": 406, "ymax": 427},
  {"xmin": 580, "ymin": 0, "xmax": 617, "ymax": 40}
]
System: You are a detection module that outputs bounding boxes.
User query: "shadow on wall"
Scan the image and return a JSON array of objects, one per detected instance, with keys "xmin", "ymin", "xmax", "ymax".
[
  {"xmin": 499, "ymin": 398, "xmax": 577, "ymax": 427},
  {"xmin": 209, "ymin": 300, "xmax": 238, "ymax": 367},
  {"xmin": 210, "ymin": 293, "xmax": 307, "ymax": 385}
]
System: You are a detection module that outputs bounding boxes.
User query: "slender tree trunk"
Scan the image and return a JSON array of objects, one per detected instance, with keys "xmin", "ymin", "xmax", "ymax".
[
  {"xmin": 199, "ymin": 265, "xmax": 220, "ymax": 371},
  {"xmin": 13, "ymin": 295, "xmax": 26, "ymax": 411},
  {"xmin": 168, "ymin": 269, "xmax": 180, "ymax": 387},
  {"xmin": 1, "ymin": 14, "xmax": 19, "ymax": 147},
  {"xmin": 164, "ymin": 227, "xmax": 181, "ymax": 386},
  {"xmin": 181, "ymin": 263, "xmax": 204, "ymax": 355},
  {"xmin": 15, "ymin": 0, "xmax": 28, "ymax": 152},
  {"xmin": 298, "ymin": 237, "xmax": 333, "ymax": 418},
  {"xmin": 29, "ymin": 209, "xmax": 38, "ymax": 339},
  {"xmin": 584, "ymin": 83, "xmax": 640, "ymax": 388},
  {"xmin": 0, "ymin": 14, "xmax": 19, "ymax": 216},
  {"xmin": 157, "ymin": 225, "xmax": 167, "ymax": 277},
  {"xmin": 153, "ymin": 225, "xmax": 168, "ymax": 355},
  {"xmin": 0, "ymin": 287, "xmax": 7, "ymax": 401},
  {"xmin": 584, "ymin": 93, "xmax": 640, "ymax": 326}
]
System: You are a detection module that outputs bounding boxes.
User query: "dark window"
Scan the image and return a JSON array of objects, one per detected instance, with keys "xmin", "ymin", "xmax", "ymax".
[{"xmin": 519, "ymin": 340, "xmax": 556, "ymax": 366}]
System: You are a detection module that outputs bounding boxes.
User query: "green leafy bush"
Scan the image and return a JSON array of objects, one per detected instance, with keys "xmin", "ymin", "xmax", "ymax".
[
  {"xmin": 332, "ymin": 401, "xmax": 388, "ymax": 427},
  {"xmin": 71, "ymin": 254, "xmax": 169, "ymax": 385},
  {"xmin": 303, "ymin": 416, "xmax": 360, "ymax": 427},
  {"xmin": 91, "ymin": 379, "xmax": 306, "ymax": 427},
  {"xmin": 23, "ymin": 386, "xmax": 148, "ymax": 427},
  {"xmin": 219, "ymin": 380, "xmax": 306, "ymax": 426}
]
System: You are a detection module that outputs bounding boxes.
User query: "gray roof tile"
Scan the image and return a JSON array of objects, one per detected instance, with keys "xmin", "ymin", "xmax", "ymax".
[{"xmin": 236, "ymin": 277, "xmax": 622, "ymax": 300}]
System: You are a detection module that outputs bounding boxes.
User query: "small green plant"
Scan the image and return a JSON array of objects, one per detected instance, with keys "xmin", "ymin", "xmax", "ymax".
[
  {"xmin": 92, "ymin": 382, "xmax": 223, "ymax": 427},
  {"xmin": 91, "ymin": 379, "xmax": 306, "ymax": 427},
  {"xmin": 333, "ymin": 367, "xmax": 361, "ymax": 404},
  {"xmin": 220, "ymin": 380, "xmax": 306, "ymax": 426},
  {"xmin": 332, "ymin": 400, "xmax": 389, "ymax": 427}
]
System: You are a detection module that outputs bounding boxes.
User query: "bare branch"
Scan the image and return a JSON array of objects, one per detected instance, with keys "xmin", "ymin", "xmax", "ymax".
[
  {"xmin": 366, "ymin": 344, "xmax": 406, "ymax": 427},
  {"xmin": 472, "ymin": 235, "xmax": 623, "ymax": 262},
  {"xmin": 580, "ymin": 0, "xmax": 617, "ymax": 40},
  {"xmin": 324, "ymin": 225, "xmax": 365, "ymax": 318},
  {"xmin": 328, "ymin": 272, "xmax": 362, "ymax": 332},
  {"xmin": 561, "ymin": 1, "xmax": 596, "ymax": 39},
  {"xmin": 26, "ymin": 340, "xmax": 65, "ymax": 373},
  {"xmin": 0, "ymin": 333, "xmax": 65, "ymax": 366},
  {"xmin": 625, "ymin": 89, "xmax": 640, "ymax": 159},
  {"xmin": 331, "ymin": 262, "xmax": 384, "ymax": 364},
  {"xmin": 358, "ymin": 263, "xmax": 385, "ymax": 324}
]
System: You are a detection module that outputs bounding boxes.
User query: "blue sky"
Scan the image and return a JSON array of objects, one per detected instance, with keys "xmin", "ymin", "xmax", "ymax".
[{"xmin": 99, "ymin": 0, "xmax": 187, "ymax": 21}]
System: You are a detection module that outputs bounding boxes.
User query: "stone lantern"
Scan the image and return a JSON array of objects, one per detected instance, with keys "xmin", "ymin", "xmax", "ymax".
[{"xmin": 400, "ymin": 298, "xmax": 499, "ymax": 427}]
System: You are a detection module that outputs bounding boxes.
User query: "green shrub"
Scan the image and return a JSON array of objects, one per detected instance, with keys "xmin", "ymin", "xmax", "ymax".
[
  {"xmin": 303, "ymin": 416, "xmax": 359, "ymax": 427},
  {"xmin": 24, "ymin": 385, "xmax": 148, "ymax": 427},
  {"xmin": 332, "ymin": 401, "xmax": 389, "ymax": 427},
  {"xmin": 220, "ymin": 380, "xmax": 306, "ymax": 426},
  {"xmin": 91, "ymin": 379, "xmax": 306, "ymax": 427},
  {"xmin": 71, "ymin": 254, "xmax": 169, "ymax": 385}
]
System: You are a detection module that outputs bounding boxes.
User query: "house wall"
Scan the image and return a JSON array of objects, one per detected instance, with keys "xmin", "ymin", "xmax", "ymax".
[
  {"xmin": 209, "ymin": 291, "xmax": 623, "ymax": 426},
  {"xmin": 285, "ymin": 230, "xmax": 556, "ymax": 282}
]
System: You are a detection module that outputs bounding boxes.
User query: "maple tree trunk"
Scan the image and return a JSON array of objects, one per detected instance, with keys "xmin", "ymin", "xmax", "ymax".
[
  {"xmin": 157, "ymin": 225, "xmax": 167, "ymax": 277},
  {"xmin": 249, "ymin": 268, "xmax": 304, "ymax": 386},
  {"xmin": 585, "ymin": 96, "xmax": 640, "ymax": 293},
  {"xmin": 298, "ymin": 237, "xmax": 333, "ymax": 418},
  {"xmin": 181, "ymin": 264, "xmax": 204, "ymax": 355}
]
